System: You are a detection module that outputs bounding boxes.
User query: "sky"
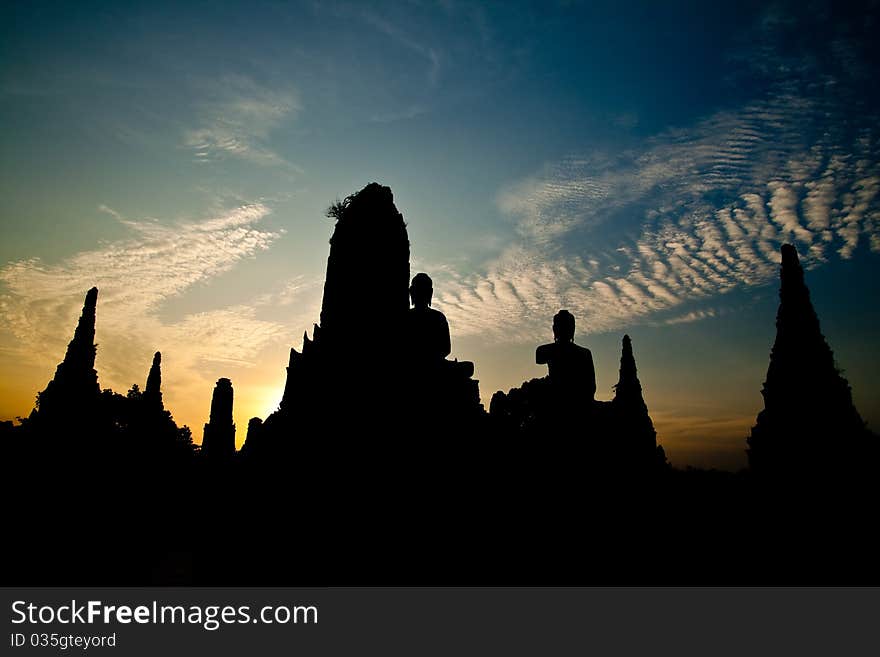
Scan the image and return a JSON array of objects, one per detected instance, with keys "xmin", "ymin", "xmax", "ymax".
[{"xmin": 1, "ymin": 0, "xmax": 879, "ymax": 470}]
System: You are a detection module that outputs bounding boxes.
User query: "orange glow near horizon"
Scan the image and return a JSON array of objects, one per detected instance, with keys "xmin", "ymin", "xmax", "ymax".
[{"xmin": 0, "ymin": 336, "xmax": 755, "ymax": 471}]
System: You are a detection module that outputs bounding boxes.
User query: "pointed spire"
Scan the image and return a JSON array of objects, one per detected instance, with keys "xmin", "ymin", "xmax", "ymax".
[
  {"xmin": 748, "ymin": 244, "xmax": 867, "ymax": 473},
  {"xmin": 37, "ymin": 287, "xmax": 100, "ymax": 416},
  {"xmin": 614, "ymin": 334, "xmax": 643, "ymax": 402},
  {"xmin": 144, "ymin": 351, "xmax": 163, "ymax": 409},
  {"xmin": 775, "ymin": 243, "xmax": 824, "ymax": 350},
  {"xmin": 611, "ymin": 333, "xmax": 658, "ymax": 467},
  {"xmin": 279, "ymin": 346, "xmax": 302, "ymax": 414},
  {"xmin": 762, "ymin": 244, "xmax": 856, "ymax": 410},
  {"xmin": 72, "ymin": 287, "xmax": 98, "ymax": 355},
  {"xmin": 613, "ymin": 334, "xmax": 649, "ymax": 417},
  {"xmin": 63, "ymin": 286, "xmax": 99, "ymax": 376}
]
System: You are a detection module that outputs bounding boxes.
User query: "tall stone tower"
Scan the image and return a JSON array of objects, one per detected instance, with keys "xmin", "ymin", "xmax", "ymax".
[
  {"xmin": 253, "ymin": 182, "xmax": 481, "ymax": 463},
  {"xmin": 37, "ymin": 287, "xmax": 100, "ymax": 417},
  {"xmin": 202, "ymin": 378, "xmax": 236, "ymax": 459},
  {"xmin": 319, "ymin": 182, "xmax": 410, "ymax": 355},
  {"xmin": 144, "ymin": 352, "xmax": 163, "ymax": 410},
  {"xmin": 748, "ymin": 244, "xmax": 868, "ymax": 474},
  {"xmin": 277, "ymin": 182, "xmax": 411, "ymax": 418}
]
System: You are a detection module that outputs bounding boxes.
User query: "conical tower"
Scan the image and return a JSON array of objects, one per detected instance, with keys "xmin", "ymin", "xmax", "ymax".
[
  {"xmin": 611, "ymin": 334, "xmax": 658, "ymax": 467},
  {"xmin": 748, "ymin": 244, "xmax": 867, "ymax": 473},
  {"xmin": 37, "ymin": 287, "xmax": 100, "ymax": 417},
  {"xmin": 613, "ymin": 334, "xmax": 648, "ymax": 412},
  {"xmin": 144, "ymin": 352, "xmax": 163, "ymax": 410}
]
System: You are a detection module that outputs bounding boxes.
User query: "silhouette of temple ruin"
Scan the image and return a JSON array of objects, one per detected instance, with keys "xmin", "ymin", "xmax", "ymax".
[
  {"xmin": 490, "ymin": 324, "xmax": 663, "ymax": 473},
  {"xmin": 248, "ymin": 182, "xmax": 483, "ymax": 463},
  {"xmin": 748, "ymin": 244, "xmax": 874, "ymax": 475},
  {"xmin": 3, "ymin": 186, "xmax": 878, "ymax": 586},
  {"xmin": 612, "ymin": 334, "xmax": 664, "ymax": 467},
  {"xmin": 202, "ymin": 378, "xmax": 236, "ymax": 459},
  {"xmin": 144, "ymin": 351, "xmax": 163, "ymax": 409},
  {"xmin": 320, "ymin": 183, "xmax": 410, "ymax": 351},
  {"xmin": 11, "ymin": 287, "xmax": 196, "ymax": 469},
  {"xmin": 34, "ymin": 286, "xmax": 100, "ymax": 421}
]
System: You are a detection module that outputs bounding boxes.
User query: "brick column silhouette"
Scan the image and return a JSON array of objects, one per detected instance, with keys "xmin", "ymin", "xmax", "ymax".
[{"xmin": 202, "ymin": 378, "xmax": 236, "ymax": 459}]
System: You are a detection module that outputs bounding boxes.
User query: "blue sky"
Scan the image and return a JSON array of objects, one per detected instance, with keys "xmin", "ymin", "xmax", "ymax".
[{"xmin": 1, "ymin": 0, "xmax": 879, "ymax": 469}]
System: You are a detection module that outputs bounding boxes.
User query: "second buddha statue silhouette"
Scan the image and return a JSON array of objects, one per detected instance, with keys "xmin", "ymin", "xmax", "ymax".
[
  {"xmin": 406, "ymin": 273, "xmax": 451, "ymax": 362},
  {"xmin": 406, "ymin": 272, "xmax": 474, "ymax": 379},
  {"xmin": 536, "ymin": 309, "xmax": 596, "ymax": 400}
]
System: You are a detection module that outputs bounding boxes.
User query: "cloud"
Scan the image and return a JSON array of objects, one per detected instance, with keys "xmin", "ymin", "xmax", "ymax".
[
  {"xmin": 662, "ymin": 309, "xmax": 719, "ymax": 326},
  {"xmin": 0, "ymin": 203, "xmax": 323, "ymax": 421},
  {"xmin": 496, "ymin": 158, "xmax": 615, "ymax": 244},
  {"xmin": 183, "ymin": 76, "xmax": 299, "ymax": 166},
  {"xmin": 431, "ymin": 14, "xmax": 880, "ymax": 344},
  {"xmin": 436, "ymin": 121, "xmax": 879, "ymax": 342}
]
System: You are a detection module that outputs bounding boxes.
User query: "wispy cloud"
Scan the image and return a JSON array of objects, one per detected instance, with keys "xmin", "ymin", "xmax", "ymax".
[
  {"xmin": 0, "ymin": 202, "xmax": 321, "ymax": 423},
  {"xmin": 431, "ymin": 9, "xmax": 880, "ymax": 344},
  {"xmin": 436, "ymin": 117, "xmax": 879, "ymax": 341},
  {"xmin": 183, "ymin": 75, "xmax": 299, "ymax": 166},
  {"xmin": 662, "ymin": 308, "xmax": 720, "ymax": 326}
]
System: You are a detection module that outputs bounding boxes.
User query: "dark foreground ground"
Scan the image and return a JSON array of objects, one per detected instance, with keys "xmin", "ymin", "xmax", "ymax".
[{"xmin": 3, "ymin": 427, "xmax": 877, "ymax": 586}]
